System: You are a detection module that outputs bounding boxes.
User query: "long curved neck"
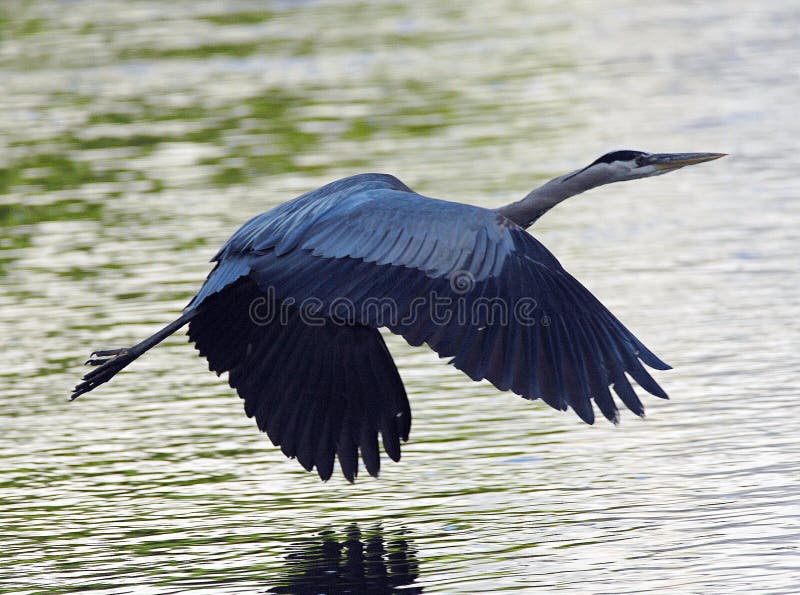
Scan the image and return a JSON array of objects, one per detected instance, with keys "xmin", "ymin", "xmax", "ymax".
[{"xmin": 497, "ymin": 165, "xmax": 617, "ymax": 229}]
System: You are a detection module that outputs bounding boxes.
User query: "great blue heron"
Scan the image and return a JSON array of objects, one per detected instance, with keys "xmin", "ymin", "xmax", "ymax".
[{"xmin": 71, "ymin": 150, "xmax": 724, "ymax": 482}]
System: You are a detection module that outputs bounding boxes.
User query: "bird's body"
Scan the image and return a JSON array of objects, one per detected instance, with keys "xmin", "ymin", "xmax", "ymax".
[{"xmin": 72, "ymin": 150, "xmax": 724, "ymax": 481}]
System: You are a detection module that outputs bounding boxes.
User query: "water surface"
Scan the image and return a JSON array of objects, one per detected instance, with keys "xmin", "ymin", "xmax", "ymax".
[{"xmin": 2, "ymin": 1, "xmax": 798, "ymax": 593}]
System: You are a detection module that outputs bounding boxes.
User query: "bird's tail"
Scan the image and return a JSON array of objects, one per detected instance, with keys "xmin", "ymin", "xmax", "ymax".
[{"xmin": 70, "ymin": 309, "xmax": 198, "ymax": 400}]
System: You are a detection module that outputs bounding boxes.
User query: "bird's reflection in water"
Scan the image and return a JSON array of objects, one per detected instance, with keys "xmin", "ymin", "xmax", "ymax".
[{"xmin": 268, "ymin": 524, "xmax": 422, "ymax": 594}]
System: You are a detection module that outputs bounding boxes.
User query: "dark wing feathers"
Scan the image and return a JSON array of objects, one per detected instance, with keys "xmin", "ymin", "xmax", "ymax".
[
  {"xmin": 185, "ymin": 173, "xmax": 669, "ymax": 480},
  {"xmin": 238, "ymin": 185, "xmax": 668, "ymax": 419},
  {"xmin": 244, "ymin": 243, "xmax": 668, "ymax": 426},
  {"xmin": 187, "ymin": 276, "xmax": 410, "ymax": 482}
]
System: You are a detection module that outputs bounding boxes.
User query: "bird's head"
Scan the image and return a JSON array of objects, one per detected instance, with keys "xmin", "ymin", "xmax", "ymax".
[{"xmin": 575, "ymin": 150, "xmax": 727, "ymax": 183}]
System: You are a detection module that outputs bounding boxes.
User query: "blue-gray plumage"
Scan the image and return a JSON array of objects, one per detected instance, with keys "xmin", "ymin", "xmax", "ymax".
[{"xmin": 71, "ymin": 150, "xmax": 725, "ymax": 482}]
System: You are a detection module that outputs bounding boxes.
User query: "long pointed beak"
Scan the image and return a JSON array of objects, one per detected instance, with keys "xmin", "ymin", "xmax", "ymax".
[{"xmin": 647, "ymin": 152, "xmax": 727, "ymax": 171}]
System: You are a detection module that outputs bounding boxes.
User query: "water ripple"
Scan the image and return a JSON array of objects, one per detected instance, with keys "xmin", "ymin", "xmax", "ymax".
[{"xmin": 2, "ymin": 1, "xmax": 799, "ymax": 593}]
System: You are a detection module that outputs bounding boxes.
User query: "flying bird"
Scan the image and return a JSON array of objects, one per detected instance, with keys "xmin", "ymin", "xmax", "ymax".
[{"xmin": 71, "ymin": 150, "xmax": 724, "ymax": 481}]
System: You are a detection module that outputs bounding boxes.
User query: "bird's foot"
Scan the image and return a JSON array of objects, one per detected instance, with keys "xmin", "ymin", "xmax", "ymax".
[
  {"xmin": 85, "ymin": 347, "xmax": 129, "ymax": 366},
  {"xmin": 70, "ymin": 347, "xmax": 134, "ymax": 401}
]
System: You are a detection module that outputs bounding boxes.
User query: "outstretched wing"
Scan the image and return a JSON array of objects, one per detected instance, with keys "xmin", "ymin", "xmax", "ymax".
[
  {"xmin": 186, "ymin": 173, "xmax": 669, "ymax": 480},
  {"xmin": 188, "ymin": 277, "xmax": 410, "ymax": 481},
  {"xmin": 211, "ymin": 173, "xmax": 670, "ymax": 425}
]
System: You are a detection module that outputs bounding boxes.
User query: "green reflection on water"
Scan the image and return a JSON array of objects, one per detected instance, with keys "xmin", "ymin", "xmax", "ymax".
[
  {"xmin": 200, "ymin": 11, "xmax": 277, "ymax": 26},
  {"xmin": 87, "ymin": 104, "xmax": 210, "ymax": 125},
  {"xmin": 0, "ymin": 200, "xmax": 102, "ymax": 226},
  {"xmin": 0, "ymin": 8, "xmax": 45, "ymax": 40},
  {"xmin": 120, "ymin": 39, "xmax": 316, "ymax": 61},
  {"xmin": 0, "ymin": 155, "xmax": 104, "ymax": 193},
  {"xmin": 2, "ymin": 90, "xmax": 327, "ymax": 193}
]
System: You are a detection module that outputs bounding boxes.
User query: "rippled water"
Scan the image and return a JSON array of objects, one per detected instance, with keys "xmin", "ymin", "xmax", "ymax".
[{"xmin": 2, "ymin": 1, "xmax": 799, "ymax": 593}]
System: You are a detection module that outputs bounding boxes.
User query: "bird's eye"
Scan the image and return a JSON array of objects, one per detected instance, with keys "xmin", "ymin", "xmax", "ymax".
[{"xmin": 635, "ymin": 155, "xmax": 647, "ymax": 167}]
